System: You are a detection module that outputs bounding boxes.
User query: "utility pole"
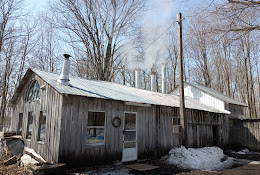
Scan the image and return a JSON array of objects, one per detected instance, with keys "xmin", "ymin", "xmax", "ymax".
[{"xmin": 177, "ymin": 13, "xmax": 187, "ymax": 147}]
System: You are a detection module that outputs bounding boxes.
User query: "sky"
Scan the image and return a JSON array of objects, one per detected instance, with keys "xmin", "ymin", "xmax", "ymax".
[
  {"xmin": 21, "ymin": 0, "xmax": 216, "ymax": 72},
  {"xmin": 24, "ymin": 0, "xmax": 48, "ymax": 14}
]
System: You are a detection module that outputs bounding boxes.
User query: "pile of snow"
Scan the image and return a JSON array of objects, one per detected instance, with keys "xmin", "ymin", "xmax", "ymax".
[
  {"xmin": 164, "ymin": 146, "xmax": 250, "ymax": 171},
  {"xmin": 21, "ymin": 154, "xmax": 39, "ymax": 166},
  {"xmin": 24, "ymin": 147, "xmax": 46, "ymax": 163}
]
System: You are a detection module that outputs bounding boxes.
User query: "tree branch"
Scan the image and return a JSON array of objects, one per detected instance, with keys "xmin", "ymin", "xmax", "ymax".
[
  {"xmin": 228, "ymin": 0, "xmax": 260, "ymax": 6},
  {"xmin": 217, "ymin": 26, "xmax": 260, "ymax": 31}
]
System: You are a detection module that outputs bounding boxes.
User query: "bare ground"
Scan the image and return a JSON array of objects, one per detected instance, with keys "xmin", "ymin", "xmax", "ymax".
[{"xmin": 0, "ymin": 145, "xmax": 32, "ymax": 175}]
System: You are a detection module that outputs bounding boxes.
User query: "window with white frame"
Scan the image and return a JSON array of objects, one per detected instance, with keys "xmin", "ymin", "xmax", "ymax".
[
  {"xmin": 27, "ymin": 112, "xmax": 33, "ymax": 139},
  {"xmin": 86, "ymin": 111, "xmax": 106, "ymax": 145},
  {"xmin": 38, "ymin": 111, "xmax": 46, "ymax": 142}
]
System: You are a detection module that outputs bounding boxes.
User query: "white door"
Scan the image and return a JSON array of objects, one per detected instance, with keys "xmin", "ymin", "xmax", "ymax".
[{"xmin": 122, "ymin": 112, "xmax": 137, "ymax": 162}]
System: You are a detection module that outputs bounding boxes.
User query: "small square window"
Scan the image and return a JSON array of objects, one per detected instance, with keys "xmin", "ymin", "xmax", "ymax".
[
  {"xmin": 86, "ymin": 111, "xmax": 105, "ymax": 145},
  {"xmin": 172, "ymin": 117, "xmax": 180, "ymax": 125}
]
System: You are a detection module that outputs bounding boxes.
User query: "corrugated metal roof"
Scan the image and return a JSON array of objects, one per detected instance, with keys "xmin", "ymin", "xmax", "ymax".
[
  {"xmin": 183, "ymin": 82, "xmax": 247, "ymax": 107},
  {"xmin": 32, "ymin": 69, "xmax": 153, "ymax": 105},
  {"xmin": 120, "ymin": 85, "xmax": 230, "ymax": 114},
  {"xmin": 9, "ymin": 68, "xmax": 230, "ymax": 114}
]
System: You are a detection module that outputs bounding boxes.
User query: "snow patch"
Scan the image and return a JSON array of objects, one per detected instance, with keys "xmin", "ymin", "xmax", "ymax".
[
  {"xmin": 164, "ymin": 146, "xmax": 250, "ymax": 171},
  {"xmin": 21, "ymin": 154, "xmax": 39, "ymax": 166},
  {"xmin": 24, "ymin": 147, "xmax": 46, "ymax": 163},
  {"xmin": 233, "ymin": 149, "xmax": 250, "ymax": 155}
]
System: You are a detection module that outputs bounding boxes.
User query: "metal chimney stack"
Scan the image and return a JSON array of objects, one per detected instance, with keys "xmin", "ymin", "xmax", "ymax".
[
  {"xmin": 135, "ymin": 68, "xmax": 141, "ymax": 89},
  {"xmin": 162, "ymin": 64, "xmax": 167, "ymax": 94},
  {"xmin": 57, "ymin": 54, "xmax": 71, "ymax": 85},
  {"xmin": 150, "ymin": 72, "xmax": 156, "ymax": 92}
]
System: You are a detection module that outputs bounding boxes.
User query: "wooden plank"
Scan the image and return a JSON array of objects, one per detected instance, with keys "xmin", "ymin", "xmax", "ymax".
[
  {"xmin": 188, "ymin": 123, "xmax": 221, "ymax": 126},
  {"xmin": 3, "ymin": 156, "xmax": 17, "ymax": 166}
]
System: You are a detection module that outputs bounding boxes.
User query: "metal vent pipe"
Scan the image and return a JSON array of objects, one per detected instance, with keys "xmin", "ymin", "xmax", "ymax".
[
  {"xmin": 162, "ymin": 64, "xmax": 167, "ymax": 93},
  {"xmin": 135, "ymin": 68, "xmax": 141, "ymax": 89},
  {"xmin": 150, "ymin": 72, "xmax": 156, "ymax": 92},
  {"xmin": 57, "ymin": 54, "xmax": 71, "ymax": 85}
]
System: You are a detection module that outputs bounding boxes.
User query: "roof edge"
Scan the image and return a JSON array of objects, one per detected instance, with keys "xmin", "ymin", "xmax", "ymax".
[
  {"xmin": 171, "ymin": 82, "xmax": 247, "ymax": 107},
  {"xmin": 8, "ymin": 68, "xmax": 34, "ymax": 107}
]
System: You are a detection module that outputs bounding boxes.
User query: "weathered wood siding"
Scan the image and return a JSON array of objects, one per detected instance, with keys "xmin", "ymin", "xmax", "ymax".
[
  {"xmin": 231, "ymin": 119, "xmax": 260, "ymax": 151},
  {"xmin": 225, "ymin": 103, "xmax": 246, "ymax": 117},
  {"xmin": 59, "ymin": 95, "xmax": 228, "ymax": 164},
  {"xmin": 10, "ymin": 73, "xmax": 63, "ymax": 163},
  {"xmin": 186, "ymin": 110, "xmax": 229, "ymax": 148},
  {"xmin": 156, "ymin": 106, "xmax": 181, "ymax": 156},
  {"xmin": 58, "ymin": 95, "xmax": 158, "ymax": 164}
]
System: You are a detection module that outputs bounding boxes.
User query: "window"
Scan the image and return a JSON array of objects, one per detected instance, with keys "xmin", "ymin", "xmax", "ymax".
[
  {"xmin": 172, "ymin": 116, "xmax": 181, "ymax": 134},
  {"xmin": 38, "ymin": 111, "xmax": 46, "ymax": 142},
  {"xmin": 86, "ymin": 111, "xmax": 106, "ymax": 145},
  {"xmin": 17, "ymin": 113, "xmax": 23, "ymax": 135},
  {"xmin": 27, "ymin": 112, "xmax": 33, "ymax": 139},
  {"xmin": 124, "ymin": 113, "xmax": 137, "ymax": 148},
  {"xmin": 26, "ymin": 80, "xmax": 40, "ymax": 102}
]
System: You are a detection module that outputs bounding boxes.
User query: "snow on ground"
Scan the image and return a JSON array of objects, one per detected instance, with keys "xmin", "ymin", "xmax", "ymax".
[
  {"xmin": 232, "ymin": 148, "xmax": 260, "ymax": 155},
  {"xmin": 164, "ymin": 146, "xmax": 251, "ymax": 171},
  {"xmin": 233, "ymin": 149, "xmax": 249, "ymax": 155}
]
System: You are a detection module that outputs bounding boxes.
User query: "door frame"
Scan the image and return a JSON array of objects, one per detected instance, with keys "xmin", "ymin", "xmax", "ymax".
[{"xmin": 122, "ymin": 111, "xmax": 138, "ymax": 162}]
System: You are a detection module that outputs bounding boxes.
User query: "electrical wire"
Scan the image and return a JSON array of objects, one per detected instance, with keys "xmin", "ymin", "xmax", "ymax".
[
  {"xmin": 69, "ymin": 22, "xmax": 176, "ymax": 65},
  {"xmin": 127, "ymin": 22, "xmax": 175, "ymax": 64}
]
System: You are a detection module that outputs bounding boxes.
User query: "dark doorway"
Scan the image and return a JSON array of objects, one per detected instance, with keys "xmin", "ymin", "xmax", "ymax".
[{"xmin": 212, "ymin": 126, "xmax": 219, "ymax": 146}]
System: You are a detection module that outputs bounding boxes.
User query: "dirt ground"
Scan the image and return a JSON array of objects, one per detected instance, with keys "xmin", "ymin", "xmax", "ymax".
[
  {"xmin": 0, "ymin": 145, "xmax": 32, "ymax": 175},
  {"xmin": 178, "ymin": 163, "xmax": 260, "ymax": 175},
  {"xmin": 128, "ymin": 159, "xmax": 260, "ymax": 175}
]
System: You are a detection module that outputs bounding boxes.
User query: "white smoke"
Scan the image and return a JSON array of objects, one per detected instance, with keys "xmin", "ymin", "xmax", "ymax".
[{"xmin": 126, "ymin": 0, "xmax": 175, "ymax": 71}]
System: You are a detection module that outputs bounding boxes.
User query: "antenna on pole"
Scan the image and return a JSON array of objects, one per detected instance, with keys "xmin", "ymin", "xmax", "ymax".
[{"xmin": 177, "ymin": 12, "xmax": 187, "ymax": 147}]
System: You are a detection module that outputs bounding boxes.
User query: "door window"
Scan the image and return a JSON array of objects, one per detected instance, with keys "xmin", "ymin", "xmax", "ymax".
[{"xmin": 124, "ymin": 113, "xmax": 136, "ymax": 148}]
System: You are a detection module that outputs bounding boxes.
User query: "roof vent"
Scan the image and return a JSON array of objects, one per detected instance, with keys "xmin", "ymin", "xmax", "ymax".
[
  {"xmin": 161, "ymin": 63, "xmax": 167, "ymax": 93},
  {"xmin": 150, "ymin": 71, "xmax": 156, "ymax": 92},
  {"xmin": 57, "ymin": 54, "xmax": 71, "ymax": 85},
  {"xmin": 135, "ymin": 68, "xmax": 141, "ymax": 89}
]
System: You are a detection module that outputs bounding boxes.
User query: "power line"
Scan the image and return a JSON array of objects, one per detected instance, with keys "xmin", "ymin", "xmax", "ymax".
[
  {"xmin": 69, "ymin": 22, "xmax": 175, "ymax": 65},
  {"xmin": 126, "ymin": 22, "xmax": 175, "ymax": 64}
]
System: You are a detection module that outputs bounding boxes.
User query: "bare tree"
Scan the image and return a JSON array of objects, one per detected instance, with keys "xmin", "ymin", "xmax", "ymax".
[
  {"xmin": 52, "ymin": 0, "xmax": 147, "ymax": 81},
  {"xmin": 180, "ymin": 0, "xmax": 259, "ymax": 118},
  {"xmin": 186, "ymin": 13, "xmax": 213, "ymax": 87},
  {"xmin": 0, "ymin": 0, "xmax": 25, "ymax": 127},
  {"xmin": 30, "ymin": 12, "xmax": 61, "ymax": 73}
]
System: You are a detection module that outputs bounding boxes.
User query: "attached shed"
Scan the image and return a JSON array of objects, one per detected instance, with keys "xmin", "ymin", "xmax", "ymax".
[
  {"xmin": 171, "ymin": 82, "xmax": 247, "ymax": 119},
  {"xmin": 9, "ymin": 68, "xmax": 230, "ymax": 164}
]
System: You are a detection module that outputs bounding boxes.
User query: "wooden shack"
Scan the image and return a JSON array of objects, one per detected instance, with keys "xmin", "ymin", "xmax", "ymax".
[{"xmin": 9, "ymin": 68, "xmax": 230, "ymax": 164}]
